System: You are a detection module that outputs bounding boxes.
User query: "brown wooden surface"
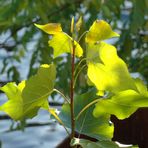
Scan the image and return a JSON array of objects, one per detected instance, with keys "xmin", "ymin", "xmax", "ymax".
[{"xmin": 111, "ymin": 108, "xmax": 148, "ymax": 148}]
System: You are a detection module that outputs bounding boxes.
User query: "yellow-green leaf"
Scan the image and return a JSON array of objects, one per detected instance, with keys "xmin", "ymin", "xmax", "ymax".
[
  {"xmin": 0, "ymin": 82, "xmax": 25, "ymax": 120},
  {"xmin": 85, "ymin": 20, "xmax": 119, "ymax": 43},
  {"xmin": 93, "ymin": 89, "xmax": 148, "ymax": 120},
  {"xmin": 34, "ymin": 23, "xmax": 62, "ymax": 34},
  {"xmin": 0, "ymin": 64, "xmax": 56, "ymax": 121},
  {"xmin": 76, "ymin": 16, "xmax": 82, "ymax": 31},
  {"xmin": 71, "ymin": 16, "xmax": 74, "ymax": 33},
  {"xmin": 48, "ymin": 32, "xmax": 83, "ymax": 58},
  {"xmin": 87, "ymin": 42, "xmax": 137, "ymax": 94},
  {"xmin": 22, "ymin": 64, "xmax": 56, "ymax": 112}
]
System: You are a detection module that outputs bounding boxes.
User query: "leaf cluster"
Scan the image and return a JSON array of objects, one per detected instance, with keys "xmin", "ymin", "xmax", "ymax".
[{"xmin": 0, "ymin": 19, "xmax": 148, "ymax": 147}]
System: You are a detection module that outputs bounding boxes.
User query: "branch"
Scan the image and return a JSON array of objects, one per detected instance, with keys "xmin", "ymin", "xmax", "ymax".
[{"xmin": 0, "ymin": 0, "xmax": 84, "ymax": 48}]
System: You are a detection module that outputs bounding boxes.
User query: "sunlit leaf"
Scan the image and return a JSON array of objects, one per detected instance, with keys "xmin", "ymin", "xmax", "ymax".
[
  {"xmin": 59, "ymin": 90, "xmax": 114, "ymax": 140},
  {"xmin": 34, "ymin": 23, "xmax": 62, "ymax": 34},
  {"xmin": 71, "ymin": 138, "xmax": 119, "ymax": 148},
  {"xmin": 22, "ymin": 64, "xmax": 56, "ymax": 109},
  {"xmin": 71, "ymin": 16, "xmax": 74, "ymax": 33},
  {"xmin": 87, "ymin": 42, "xmax": 137, "ymax": 94},
  {"xmin": 0, "ymin": 64, "xmax": 56, "ymax": 121},
  {"xmin": 76, "ymin": 16, "xmax": 82, "ymax": 31},
  {"xmin": 0, "ymin": 82, "xmax": 25, "ymax": 120},
  {"xmin": 85, "ymin": 20, "xmax": 119, "ymax": 43},
  {"xmin": 48, "ymin": 32, "xmax": 83, "ymax": 58},
  {"xmin": 93, "ymin": 90, "xmax": 148, "ymax": 120}
]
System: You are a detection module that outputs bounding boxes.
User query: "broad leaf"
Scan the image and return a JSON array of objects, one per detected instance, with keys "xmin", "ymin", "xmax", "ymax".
[
  {"xmin": 85, "ymin": 20, "xmax": 119, "ymax": 43},
  {"xmin": 34, "ymin": 23, "xmax": 62, "ymax": 34},
  {"xmin": 0, "ymin": 64, "xmax": 56, "ymax": 121},
  {"xmin": 87, "ymin": 42, "xmax": 137, "ymax": 95},
  {"xmin": 22, "ymin": 64, "xmax": 56, "ymax": 111},
  {"xmin": 59, "ymin": 90, "xmax": 114, "ymax": 140},
  {"xmin": 35, "ymin": 23, "xmax": 83, "ymax": 58},
  {"xmin": 71, "ymin": 138, "xmax": 119, "ymax": 148},
  {"xmin": 93, "ymin": 89, "xmax": 148, "ymax": 120},
  {"xmin": 48, "ymin": 32, "xmax": 83, "ymax": 58}
]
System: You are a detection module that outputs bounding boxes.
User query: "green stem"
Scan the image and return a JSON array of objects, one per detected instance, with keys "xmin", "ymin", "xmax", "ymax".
[
  {"xmin": 78, "ymin": 31, "xmax": 88, "ymax": 43},
  {"xmin": 48, "ymin": 108, "xmax": 70, "ymax": 136},
  {"xmin": 53, "ymin": 89, "xmax": 70, "ymax": 104},
  {"xmin": 75, "ymin": 98, "xmax": 100, "ymax": 120},
  {"xmin": 74, "ymin": 58, "xmax": 87, "ymax": 76},
  {"xmin": 74, "ymin": 64, "xmax": 87, "ymax": 88}
]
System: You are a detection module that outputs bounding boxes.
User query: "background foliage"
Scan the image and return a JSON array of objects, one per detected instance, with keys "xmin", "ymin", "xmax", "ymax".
[{"xmin": 0, "ymin": 0, "xmax": 148, "ymax": 95}]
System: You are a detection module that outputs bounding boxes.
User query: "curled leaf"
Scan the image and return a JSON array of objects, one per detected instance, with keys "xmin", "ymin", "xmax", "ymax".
[
  {"xmin": 71, "ymin": 16, "xmax": 74, "ymax": 33},
  {"xmin": 76, "ymin": 16, "xmax": 82, "ymax": 31},
  {"xmin": 34, "ymin": 23, "xmax": 62, "ymax": 34}
]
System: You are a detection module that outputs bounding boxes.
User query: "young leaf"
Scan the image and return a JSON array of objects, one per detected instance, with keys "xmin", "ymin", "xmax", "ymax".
[
  {"xmin": 71, "ymin": 138, "xmax": 119, "ymax": 148},
  {"xmin": 48, "ymin": 32, "xmax": 83, "ymax": 58},
  {"xmin": 85, "ymin": 20, "xmax": 119, "ymax": 43},
  {"xmin": 70, "ymin": 16, "xmax": 74, "ymax": 33},
  {"xmin": 76, "ymin": 16, "xmax": 82, "ymax": 31},
  {"xmin": 93, "ymin": 89, "xmax": 148, "ymax": 120},
  {"xmin": 59, "ymin": 90, "xmax": 114, "ymax": 140},
  {"xmin": 87, "ymin": 42, "xmax": 137, "ymax": 94},
  {"xmin": 34, "ymin": 23, "xmax": 62, "ymax": 34},
  {"xmin": 0, "ymin": 64, "xmax": 56, "ymax": 121}
]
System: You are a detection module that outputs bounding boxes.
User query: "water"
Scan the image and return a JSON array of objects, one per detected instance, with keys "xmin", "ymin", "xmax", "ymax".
[
  {"xmin": 0, "ymin": 109, "xmax": 67, "ymax": 148},
  {"xmin": 0, "ymin": 47, "xmax": 67, "ymax": 148}
]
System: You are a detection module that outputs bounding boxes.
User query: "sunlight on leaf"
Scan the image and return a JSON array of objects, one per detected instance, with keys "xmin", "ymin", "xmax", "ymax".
[
  {"xmin": 85, "ymin": 20, "xmax": 119, "ymax": 43},
  {"xmin": 0, "ymin": 82, "xmax": 25, "ymax": 120},
  {"xmin": 87, "ymin": 42, "xmax": 137, "ymax": 94},
  {"xmin": 34, "ymin": 23, "xmax": 62, "ymax": 34},
  {"xmin": 22, "ymin": 64, "xmax": 56, "ymax": 110},
  {"xmin": 93, "ymin": 90, "xmax": 148, "ymax": 119},
  {"xmin": 48, "ymin": 32, "xmax": 83, "ymax": 58},
  {"xmin": 71, "ymin": 16, "xmax": 74, "ymax": 33},
  {"xmin": 0, "ymin": 64, "xmax": 56, "ymax": 121}
]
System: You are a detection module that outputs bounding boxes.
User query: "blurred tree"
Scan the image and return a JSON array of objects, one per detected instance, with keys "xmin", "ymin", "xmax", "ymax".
[{"xmin": 0, "ymin": 0, "xmax": 147, "ymax": 97}]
